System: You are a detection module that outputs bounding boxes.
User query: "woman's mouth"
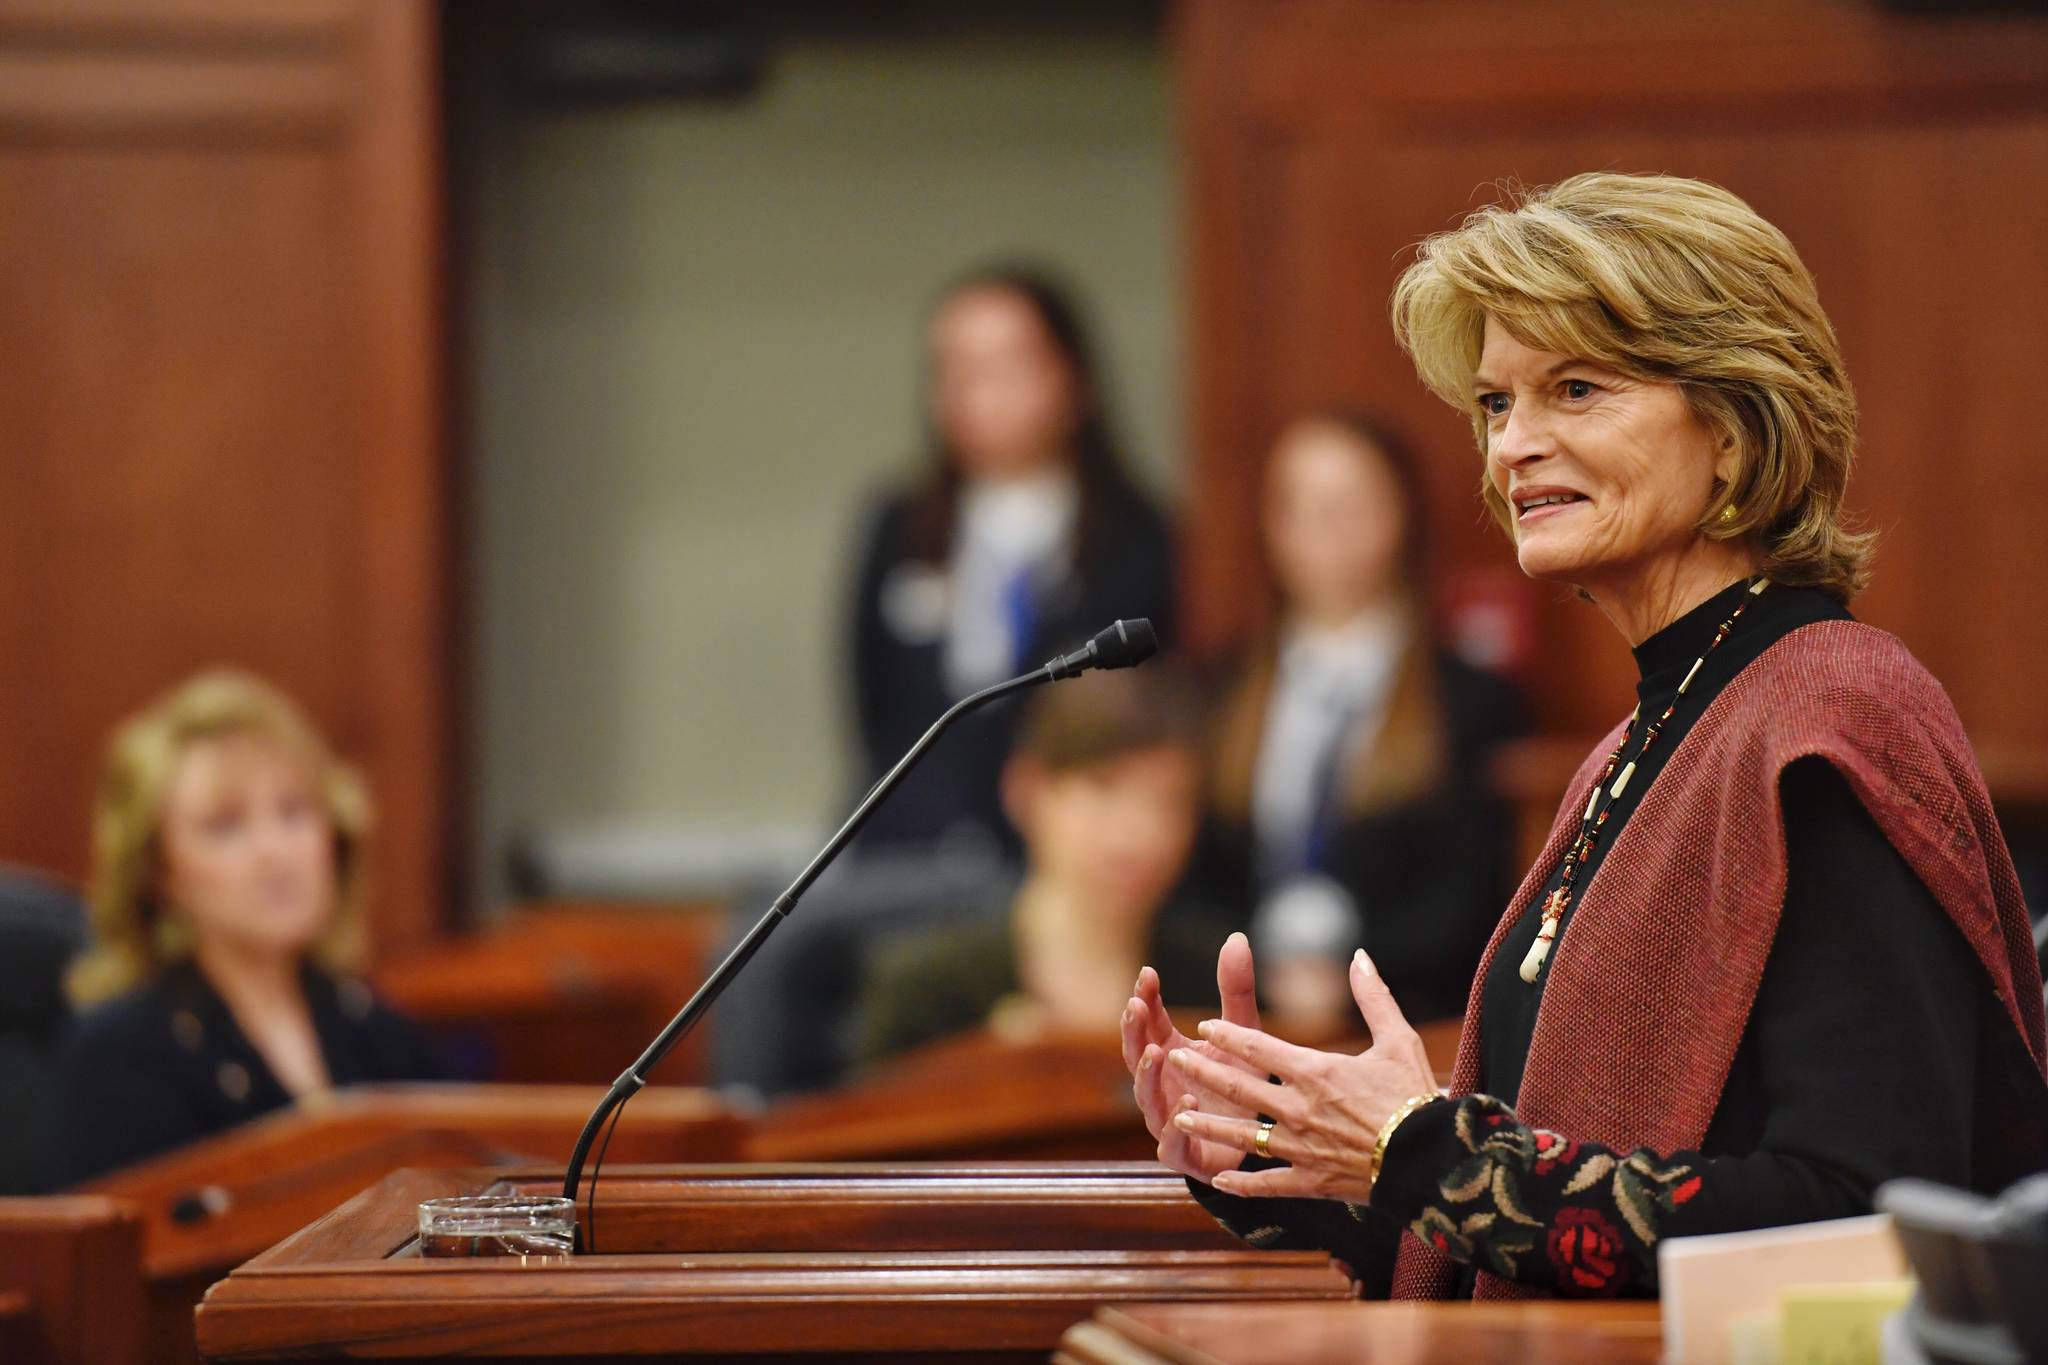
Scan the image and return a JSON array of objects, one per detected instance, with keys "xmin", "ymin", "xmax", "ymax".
[{"xmin": 1515, "ymin": 491, "xmax": 1587, "ymax": 523}]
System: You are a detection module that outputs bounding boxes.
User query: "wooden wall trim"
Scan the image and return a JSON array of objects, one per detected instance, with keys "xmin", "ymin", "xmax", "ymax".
[
  {"xmin": 0, "ymin": 0, "xmax": 349, "ymax": 47},
  {"xmin": 1242, "ymin": 4, "xmax": 2048, "ymax": 134},
  {"xmin": 348, "ymin": 0, "xmax": 454, "ymax": 957},
  {"xmin": 1175, "ymin": 0, "xmax": 1273, "ymax": 654},
  {"xmin": 0, "ymin": 50, "xmax": 347, "ymax": 139}
]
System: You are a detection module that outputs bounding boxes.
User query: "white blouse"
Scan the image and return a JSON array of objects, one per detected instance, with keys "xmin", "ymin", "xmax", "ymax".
[{"xmin": 943, "ymin": 469, "xmax": 1080, "ymax": 697}]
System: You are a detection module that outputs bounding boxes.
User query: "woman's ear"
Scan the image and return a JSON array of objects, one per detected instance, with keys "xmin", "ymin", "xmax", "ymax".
[
  {"xmin": 1001, "ymin": 754, "xmax": 1048, "ymax": 842},
  {"xmin": 1712, "ymin": 422, "xmax": 1743, "ymax": 489}
]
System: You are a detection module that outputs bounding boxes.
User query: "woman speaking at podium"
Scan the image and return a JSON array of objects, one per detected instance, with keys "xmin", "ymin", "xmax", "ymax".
[{"xmin": 1121, "ymin": 173, "xmax": 2048, "ymax": 1299}]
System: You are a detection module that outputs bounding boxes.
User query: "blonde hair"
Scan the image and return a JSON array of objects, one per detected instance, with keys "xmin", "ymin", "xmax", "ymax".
[
  {"xmin": 1391, "ymin": 172, "xmax": 1872, "ymax": 598},
  {"xmin": 68, "ymin": 670, "xmax": 372, "ymax": 1006}
]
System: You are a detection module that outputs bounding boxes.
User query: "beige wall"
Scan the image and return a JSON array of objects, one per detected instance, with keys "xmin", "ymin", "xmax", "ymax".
[{"xmin": 465, "ymin": 36, "xmax": 1178, "ymax": 907}]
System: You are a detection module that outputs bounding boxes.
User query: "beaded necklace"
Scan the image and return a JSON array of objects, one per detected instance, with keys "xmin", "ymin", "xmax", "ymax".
[{"xmin": 1518, "ymin": 576, "xmax": 1770, "ymax": 984}]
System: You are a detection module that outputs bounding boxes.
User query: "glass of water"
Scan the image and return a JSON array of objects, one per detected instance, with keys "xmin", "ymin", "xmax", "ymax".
[{"xmin": 417, "ymin": 1195, "xmax": 576, "ymax": 1258}]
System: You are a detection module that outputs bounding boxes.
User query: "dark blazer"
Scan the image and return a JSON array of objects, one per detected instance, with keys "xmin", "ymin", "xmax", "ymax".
[
  {"xmin": 845, "ymin": 482, "xmax": 1177, "ymax": 851},
  {"xmin": 58, "ymin": 961, "xmax": 446, "ymax": 1183},
  {"xmin": 1192, "ymin": 642, "xmax": 1525, "ymax": 1023}
]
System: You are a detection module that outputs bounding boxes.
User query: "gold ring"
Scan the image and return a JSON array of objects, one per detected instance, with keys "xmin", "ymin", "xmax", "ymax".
[{"xmin": 1254, "ymin": 1121, "xmax": 1275, "ymax": 1159}]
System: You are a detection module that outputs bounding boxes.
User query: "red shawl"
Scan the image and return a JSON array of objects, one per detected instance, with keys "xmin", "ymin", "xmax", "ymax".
[{"xmin": 1391, "ymin": 621, "xmax": 2048, "ymax": 1301}]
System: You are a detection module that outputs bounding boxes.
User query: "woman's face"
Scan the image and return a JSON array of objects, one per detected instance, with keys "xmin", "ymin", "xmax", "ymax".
[
  {"xmin": 1264, "ymin": 421, "xmax": 1408, "ymax": 620},
  {"xmin": 928, "ymin": 286, "xmax": 1080, "ymax": 481},
  {"xmin": 156, "ymin": 732, "xmax": 337, "ymax": 963},
  {"xmin": 1476, "ymin": 317, "xmax": 1734, "ymax": 595}
]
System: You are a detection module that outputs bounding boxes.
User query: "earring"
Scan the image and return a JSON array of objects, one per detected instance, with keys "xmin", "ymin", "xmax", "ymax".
[{"xmin": 1719, "ymin": 504, "xmax": 1739, "ymax": 524}]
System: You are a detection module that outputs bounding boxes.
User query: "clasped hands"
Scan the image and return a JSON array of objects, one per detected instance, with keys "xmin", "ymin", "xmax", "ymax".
[{"xmin": 1118, "ymin": 931, "xmax": 1438, "ymax": 1203}]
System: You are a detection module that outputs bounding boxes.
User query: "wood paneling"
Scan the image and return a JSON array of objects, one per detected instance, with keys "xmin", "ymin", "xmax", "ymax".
[
  {"xmin": 0, "ymin": 0, "xmax": 451, "ymax": 956},
  {"xmin": 1176, "ymin": 0, "xmax": 2048, "ymax": 760},
  {"xmin": 514, "ymin": 1163, "xmax": 1243, "ymax": 1255}
]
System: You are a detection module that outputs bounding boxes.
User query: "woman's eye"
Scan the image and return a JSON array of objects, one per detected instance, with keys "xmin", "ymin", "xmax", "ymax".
[
  {"xmin": 1562, "ymin": 379, "xmax": 1596, "ymax": 401},
  {"xmin": 1478, "ymin": 393, "xmax": 1509, "ymax": 418}
]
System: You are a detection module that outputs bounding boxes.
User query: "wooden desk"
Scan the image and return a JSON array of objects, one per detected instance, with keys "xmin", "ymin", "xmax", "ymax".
[
  {"xmin": 375, "ymin": 901, "xmax": 729, "ymax": 1086},
  {"xmin": 749, "ymin": 1020, "xmax": 1466, "ymax": 1164},
  {"xmin": 0, "ymin": 1195, "xmax": 146, "ymax": 1365},
  {"xmin": 1060, "ymin": 1300, "xmax": 1664, "ymax": 1365},
  {"xmin": 749, "ymin": 1029, "xmax": 1155, "ymax": 1162},
  {"xmin": 86, "ymin": 1084, "xmax": 741, "ymax": 1281},
  {"xmin": 83, "ymin": 1084, "xmax": 740, "ymax": 1364},
  {"xmin": 195, "ymin": 1163, "xmax": 1357, "ymax": 1361}
]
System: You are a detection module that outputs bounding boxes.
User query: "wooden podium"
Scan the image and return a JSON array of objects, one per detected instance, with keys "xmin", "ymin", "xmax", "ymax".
[{"xmin": 193, "ymin": 1163, "xmax": 1358, "ymax": 1361}]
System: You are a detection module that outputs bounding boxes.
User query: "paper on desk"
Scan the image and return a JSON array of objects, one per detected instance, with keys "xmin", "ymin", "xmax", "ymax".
[{"xmin": 1658, "ymin": 1213, "xmax": 1906, "ymax": 1365}]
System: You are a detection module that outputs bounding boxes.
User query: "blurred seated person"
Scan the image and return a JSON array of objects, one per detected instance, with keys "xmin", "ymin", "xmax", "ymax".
[
  {"xmin": 846, "ymin": 263, "xmax": 1177, "ymax": 855},
  {"xmin": 59, "ymin": 671, "xmax": 444, "ymax": 1183},
  {"xmin": 1196, "ymin": 411, "xmax": 1524, "ymax": 1031},
  {"xmin": 855, "ymin": 667, "xmax": 1223, "ymax": 1064}
]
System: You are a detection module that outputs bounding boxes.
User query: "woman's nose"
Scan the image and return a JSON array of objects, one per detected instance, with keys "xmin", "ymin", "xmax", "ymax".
[{"xmin": 1496, "ymin": 395, "xmax": 1561, "ymax": 461}]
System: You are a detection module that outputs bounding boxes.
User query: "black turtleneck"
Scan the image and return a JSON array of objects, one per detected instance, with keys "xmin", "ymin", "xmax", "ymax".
[{"xmin": 1479, "ymin": 577, "xmax": 1852, "ymax": 1104}]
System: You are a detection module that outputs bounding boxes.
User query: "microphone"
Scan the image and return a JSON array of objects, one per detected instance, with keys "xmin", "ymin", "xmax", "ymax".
[
  {"xmin": 1047, "ymin": 617, "xmax": 1157, "ymax": 679},
  {"xmin": 559, "ymin": 619, "xmax": 1159, "ymax": 1233}
]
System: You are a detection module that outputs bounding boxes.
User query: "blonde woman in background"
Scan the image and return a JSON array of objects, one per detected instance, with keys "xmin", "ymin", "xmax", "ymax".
[{"xmin": 60, "ymin": 671, "xmax": 442, "ymax": 1182}]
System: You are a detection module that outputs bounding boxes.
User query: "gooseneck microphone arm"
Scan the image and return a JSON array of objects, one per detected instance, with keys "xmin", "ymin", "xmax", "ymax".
[{"xmin": 559, "ymin": 618, "xmax": 1158, "ymax": 1219}]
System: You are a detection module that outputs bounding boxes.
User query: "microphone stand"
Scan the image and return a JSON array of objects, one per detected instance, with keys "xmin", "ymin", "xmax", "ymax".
[{"xmin": 558, "ymin": 665, "xmax": 1060, "ymax": 1221}]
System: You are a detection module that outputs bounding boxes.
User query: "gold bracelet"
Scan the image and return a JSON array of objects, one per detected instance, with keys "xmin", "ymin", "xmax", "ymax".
[{"xmin": 1368, "ymin": 1092, "xmax": 1442, "ymax": 1194}]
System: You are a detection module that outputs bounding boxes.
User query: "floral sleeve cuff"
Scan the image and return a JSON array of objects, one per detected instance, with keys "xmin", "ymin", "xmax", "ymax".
[
  {"xmin": 1185, "ymin": 1160, "xmax": 1402, "ymax": 1294},
  {"xmin": 1371, "ymin": 1094, "xmax": 1705, "ymax": 1297}
]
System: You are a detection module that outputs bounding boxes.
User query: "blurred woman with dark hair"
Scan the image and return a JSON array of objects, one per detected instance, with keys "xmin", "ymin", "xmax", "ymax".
[
  {"xmin": 1197, "ymin": 412, "xmax": 1523, "ymax": 1030},
  {"xmin": 845, "ymin": 264, "xmax": 1177, "ymax": 853}
]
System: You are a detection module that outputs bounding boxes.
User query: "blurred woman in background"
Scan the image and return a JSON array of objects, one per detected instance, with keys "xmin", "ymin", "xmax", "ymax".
[
  {"xmin": 61, "ymin": 671, "xmax": 442, "ymax": 1181},
  {"xmin": 1197, "ymin": 412, "xmax": 1522, "ymax": 1030},
  {"xmin": 845, "ymin": 264, "xmax": 1177, "ymax": 854}
]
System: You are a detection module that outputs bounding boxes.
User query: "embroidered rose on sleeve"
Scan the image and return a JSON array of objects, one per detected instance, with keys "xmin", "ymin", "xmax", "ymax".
[{"xmin": 1545, "ymin": 1206, "xmax": 1624, "ymax": 1295}]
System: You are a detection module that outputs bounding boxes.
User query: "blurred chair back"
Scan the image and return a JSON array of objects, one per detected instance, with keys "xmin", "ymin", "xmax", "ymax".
[
  {"xmin": 710, "ymin": 846, "xmax": 1019, "ymax": 1097},
  {"xmin": 0, "ymin": 869, "xmax": 86, "ymax": 1195},
  {"xmin": 1877, "ymin": 1173, "xmax": 2048, "ymax": 1365}
]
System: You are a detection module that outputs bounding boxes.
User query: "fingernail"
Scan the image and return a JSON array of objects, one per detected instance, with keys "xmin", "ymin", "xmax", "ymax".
[
  {"xmin": 1173, "ymin": 1112, "xmax": 1196, "ymax": 1131},
  {"xmin": 1355, "ymin": 949, "xmax": 1376, "ymax": 977},
  {"xmin": 1196, "ymin": 1020, "xmax": 1218, "ymax": 1039},
  {"xmin": 1228, "ymin": 931, "xmax": 1247, "ymax": 947},
  {"xmin": 1213, "ymin": 1173, "xmax": 1237, "ymax": 1193},
  {"xmin": 1138, "ymin": 1051, "xmax": 1153, "ymax": 1072}
]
